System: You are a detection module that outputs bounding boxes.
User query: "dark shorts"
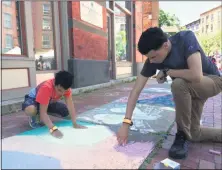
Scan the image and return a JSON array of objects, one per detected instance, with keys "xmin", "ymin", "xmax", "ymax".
[{"xmin": 22, "ymin": 95, "xmax": 69, "ymax": 117}]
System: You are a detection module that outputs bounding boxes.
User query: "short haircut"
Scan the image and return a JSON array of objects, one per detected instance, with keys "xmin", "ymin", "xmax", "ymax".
[
  {"xmin": 138, "ymin": 27, "xmax": 168, "ymax": 55},
  {"xmin": 55, "ymin": 70, "xmax": 74, "ymax": 89}
]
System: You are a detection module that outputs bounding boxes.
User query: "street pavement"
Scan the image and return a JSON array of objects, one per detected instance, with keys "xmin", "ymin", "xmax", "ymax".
[{"xmin": 1, "ymin": 79, "xmax": 221, "ymax": 169}]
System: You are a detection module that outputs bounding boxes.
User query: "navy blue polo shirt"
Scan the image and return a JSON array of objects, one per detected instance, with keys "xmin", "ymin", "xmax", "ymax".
[{"xmin": 140, "ymin": 31, "xmax": 220, "ymax": 78}]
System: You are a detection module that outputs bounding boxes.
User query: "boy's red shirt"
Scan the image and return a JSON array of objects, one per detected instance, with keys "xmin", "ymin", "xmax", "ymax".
[{"xmin": 35, "ymin": 78, "xmax": 71, "ymax": 105}]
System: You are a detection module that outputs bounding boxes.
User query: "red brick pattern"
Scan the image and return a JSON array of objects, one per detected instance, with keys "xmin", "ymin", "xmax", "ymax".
[
  {"xmin": 134, "ymin": 1, "xmax": 143, "ymax": 63},
  {"xmin": 73, "ymin": 28, "xmax": 108, "ymax": 60},
  {"xmin": 133, "ymin": 1, "xmax": 159, "ymax": 63},
  {"xmin": 70, "ymin": 2, "xmax": 107, "ymax": 60},
  {"xmin": 146, "ymin": 93, "xmax": 222, "ymax": 169}
]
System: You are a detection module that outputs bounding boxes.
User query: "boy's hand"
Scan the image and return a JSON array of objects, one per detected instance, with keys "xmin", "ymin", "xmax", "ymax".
[
  {"xmin": 73, "ymin": 123, "xmax": 87, "ymax": 129},
  {"xmin": 51, "ymin": 129, "xmax": 63, "ymax": 139}
]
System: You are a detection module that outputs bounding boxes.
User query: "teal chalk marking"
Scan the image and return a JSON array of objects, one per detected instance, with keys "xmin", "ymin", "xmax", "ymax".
[{"xmin": 18, "ymin": 119, "xmax": 96, "ymax": 136}]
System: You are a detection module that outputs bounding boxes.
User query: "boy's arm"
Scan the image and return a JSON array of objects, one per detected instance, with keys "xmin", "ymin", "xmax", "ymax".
[
  {"xmin": 64, "ymin": 95, "xmax": 77, "ymax": 125},
  {"xmin": 39, "ymin": 104, "xmax": 63, "ymax": 138},
  {"xmin": 39, "ymin": 104, "xmax": 54, "ymax": 129},
  {"xmin": 125, "ymin": 74, "xmax": 149, "ymax": 120},
  {"xmin": 64, "ymin": 95, "xmax": 86, "ymax": 128}
]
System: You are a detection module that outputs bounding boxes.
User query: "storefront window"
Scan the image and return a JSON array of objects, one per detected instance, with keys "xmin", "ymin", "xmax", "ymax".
[
  {"xmin": 32, "ymin": 1, "xmax": 56, "ymax": 71},
  {"xmin": 1, "ymin": 1, "xmax": 22, "ymax": 55},
  {"xmin": 106, "ymin": 1, "xmax": 111, "ymax": 8},
  {"xmin": 115, "ymin": 6, "xmax": 130, "ymax": 62},
  {"xmin": 116, "ymin": 1, "xmax": 131, "ymax": 10}
]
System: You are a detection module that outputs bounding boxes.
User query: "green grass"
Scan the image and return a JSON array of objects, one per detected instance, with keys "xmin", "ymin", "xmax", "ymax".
[{"xmin": 138, "ymin": 122, "xmax": 175, "ymax": 169}]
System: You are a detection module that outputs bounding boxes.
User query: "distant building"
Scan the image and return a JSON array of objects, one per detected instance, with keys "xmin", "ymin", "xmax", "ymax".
[
  {"xmin": 200, "ymin": 5, "xmax": 222, "ymax": 35},
  {"xmin": 161, "ymin": 25, "xmax": 180, "ymax": 36},
  {"xmin": 184, "ymin": 19, "xmax": 200, "ymax": 35}
]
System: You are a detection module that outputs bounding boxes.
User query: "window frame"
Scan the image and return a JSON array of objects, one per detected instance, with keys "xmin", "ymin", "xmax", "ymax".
[
  {"xmin": 2, "ymin": 1, "xmax": 12, "ymax": 6},
  {"xmin": 114, "ymin": 2, "xmax": 132, "ymax": 62},
  {"xmin": 5, "ymin": 34, "xmax": 13, "ymax": 49},
  {"xmin": 42, "ymin": 18, "xmax": 51, "ymax": 30},
  {"xmin": 2, "ymin": 2, "xmax": 27, "ymax": 57},
  {"xmin": 42, "ymin": 34, "xmax": 51, "ymax": 48},
  {"xmin": 35, "ymin": 2, "xmax": 58, "ymax": 72},
  {"xmin": 43, "ymin": 4, "xmax": 50, "ymax": 15},
  {"xmin": 4, "ymin": 13, "xmax": 12, "ymax": 29}
]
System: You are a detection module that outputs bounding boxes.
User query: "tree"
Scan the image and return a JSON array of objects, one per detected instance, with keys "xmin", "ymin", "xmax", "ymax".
[
  {"xmin": 115, "ymin": 30, "xmax": 127, "ymax": 61},
  {"xmin": 158, "ymin": 9, "xmax": 180, "ymax": 27},
  {"xmin": 197, "ymin": 31, "xmax": 222, "ymax": 56}
]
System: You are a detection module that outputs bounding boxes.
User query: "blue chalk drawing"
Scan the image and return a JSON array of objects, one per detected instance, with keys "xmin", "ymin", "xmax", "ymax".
[
  {"xmin": 142, "ymin": 87, "xmax": 171, "ymax": 93},
  {"xmin": 137, "ymin": 94, "xmax": 174, "ymax": 107},
  {"xmin": 18, "ymin": 120, "xmax": 95, "ymax": 136},
  {"xmin": 2, "ymin": 151, "xmax": 61, "ymax": 169},
  {"xmin": 18, "ymin": 120, "xmax": 114, "ymax": 146}
]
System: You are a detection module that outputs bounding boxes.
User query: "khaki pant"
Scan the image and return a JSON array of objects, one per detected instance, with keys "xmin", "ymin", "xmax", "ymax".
[{"xmin": 171, "ymin": 75, "xmax": 222, "ymax": 142}]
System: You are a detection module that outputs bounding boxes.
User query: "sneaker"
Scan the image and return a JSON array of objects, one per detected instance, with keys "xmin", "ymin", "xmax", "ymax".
[
  {"xmin": 168, "ymin": 131, "xmax": 189, "ymax": 159},
  {"xmin": 29, "ymin": 114, "xmax": 43, "ymax": 128}
]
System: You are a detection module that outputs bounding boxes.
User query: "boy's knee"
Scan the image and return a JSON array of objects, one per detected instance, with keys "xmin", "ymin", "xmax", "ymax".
[
  {"xmin": 24, "ymin": 105, "xmax": 37, "ymax": 116},
  {"xmin": 171, "ymin": 78, "xmax": 187, "ymax": 94},
  {"xmin": 60, "ymin": 107, "xmax": 69, "ymax": 117}
]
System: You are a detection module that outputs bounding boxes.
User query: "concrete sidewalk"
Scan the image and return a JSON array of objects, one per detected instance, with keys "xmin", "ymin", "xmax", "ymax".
[{"xmin": 1, "ymin": 79, "xmax": 221, "ymax": 169}]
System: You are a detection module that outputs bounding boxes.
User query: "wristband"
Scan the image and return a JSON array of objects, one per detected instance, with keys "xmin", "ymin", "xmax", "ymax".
[
  {"xmin": 49, "ymin": 126, "xmax": 58, "ymax": 133},
  {"xmin": 123, "ymin": 118, "xmax": 133, "ymax": 126}
]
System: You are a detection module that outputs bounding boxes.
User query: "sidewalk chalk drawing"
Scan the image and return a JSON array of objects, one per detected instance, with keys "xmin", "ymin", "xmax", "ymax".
[
  {"xmin": 114, "ymin": 93, "xmax": 168, "ymax": 103},
  {"xmin": 2, "ymin": 86, "xmax": 174, "ymax": 169},
  {"xmin": 2, "ymin": 120, "xmax": 161, "ymax": 169},
  {"xmin": 77, "ymin": 87, "xmax": 175, "ymax": 134},
  {"xmin": 2, "ymin": 151, "xmax": 61, "ymax": 169},
  {"xmin": 142, "ymin": 87, "xmax": 171, "ymax": 93}
]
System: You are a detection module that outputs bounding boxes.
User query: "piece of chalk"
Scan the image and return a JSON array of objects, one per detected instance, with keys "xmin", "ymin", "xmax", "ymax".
[{"xmin": 209, "ymin": 149, "xmax": 221, "ymax": 155}]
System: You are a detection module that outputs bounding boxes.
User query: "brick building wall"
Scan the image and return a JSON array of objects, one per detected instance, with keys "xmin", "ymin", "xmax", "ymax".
[
  {"xmin": 133, "ymin": 1, "xmax": 159, "ymax": 71},
  {"xmin": 133, "ymin": 1, "xmax": 143, "ymax": 63},
  {"xmin": 70, "ymin": 2, "xmax": 108, "ymax": 60},
  {"xmin": 2, "ymin": 2, "xmax": 19, "ymax": 52}
]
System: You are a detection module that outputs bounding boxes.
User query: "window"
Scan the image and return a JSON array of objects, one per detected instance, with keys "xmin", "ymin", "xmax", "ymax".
[
  {"xmin": 33, "ymin": 1, "xmax": 56, "ymax": 71},
  {"xmin": 206, "ymin": 15, "xmax": 209, "ymax": 23},
  {"xmin": 120, "ymin": 24, "xmax": 125, "ymax": 31},
  {"xmin": 42, "ymin": 34, "xmax": 51, "ymax": 48},
  {"xmin": 115, "ymin": 6, "xmax": 131, "ymax": 62},
  {"xmin": 116, "ymin": 1, "xmax": 131, "ymax": 10},
  {"xmin": 211, "ymin": 14, "xmax": 214, "ymax": 21},
  {"xmin": 42, "ymin": 19, "xmax": 51, "ymax": 30},
  {"xmin": 1, "ymin": 2, "xmax": 22, "ymax": 55},
  {"xmin": 211, "ymin": 24, "xmax": 213, "ymax": 32},
  {"xmin": 5, "ymin": 35, "xmax": 13, "ymax": 49},
  {"xmin": 206, "ymin": 25, "xmax": 209, "ymax": 33},
  {"xmin": 4, "ymin": 13, "xmax": 12, "ymax": 28},
  {"xmin": 106, "ymin": 1, "xmax": 111, "ymax": 8},
  {"xmin": 2, "ymin": 1, "xmax": 12, "ymax": 6},
  {"xmin": 43, "ymin": 4, "xmax": 50, "ymax": 15},
  {"xmin": 202, "ymin": 18, "xmax": 204, "ymax": 23}
]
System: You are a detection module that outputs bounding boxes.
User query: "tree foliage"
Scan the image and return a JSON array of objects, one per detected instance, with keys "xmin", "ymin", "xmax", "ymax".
[
  {"xmin": 197, "ymin": 31, "xmax": 222, "ymax": 56},
  {"xmin": 158, "ymin": 9, "xmax": 181, "ymax": 27},
  {"xmin": 115, "ymin": 30, "xmax": 127, "ymax": 61}
]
